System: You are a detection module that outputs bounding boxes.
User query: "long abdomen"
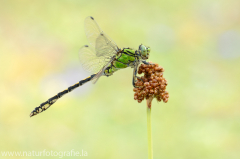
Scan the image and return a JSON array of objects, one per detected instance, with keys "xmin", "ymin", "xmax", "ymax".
[{"xmin": 30, "ymin": 74, "xmax": 96, "ymax": 117}]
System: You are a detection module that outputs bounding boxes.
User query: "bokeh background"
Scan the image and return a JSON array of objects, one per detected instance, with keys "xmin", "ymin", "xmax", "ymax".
[{"xmin": 0, "ymin": 0, "xmax": 240, "ymax": 158}]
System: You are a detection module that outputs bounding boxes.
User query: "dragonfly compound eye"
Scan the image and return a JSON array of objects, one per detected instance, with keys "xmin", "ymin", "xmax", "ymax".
[{"xmin": 140, "ymin": 45, "xmax": 147, "ymax": 56}]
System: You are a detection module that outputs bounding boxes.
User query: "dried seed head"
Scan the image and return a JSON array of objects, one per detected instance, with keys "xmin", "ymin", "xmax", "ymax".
[{"xmin": 133, "ymin": 62, "xmax": 169, "ymax": 104}]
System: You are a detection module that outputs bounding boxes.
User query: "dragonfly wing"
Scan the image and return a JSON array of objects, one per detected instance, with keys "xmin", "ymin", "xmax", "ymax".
[
  {"xmin": 79, "ymin": 17, "xmax": 120, "ymax": 83},
  {"xmin": 89, "ymin": 33, "xmax": 120, "ymax": 83},
  {"xmin": 91, "ymin": 57, "xmax": 115, "ymax": 84},
  {"xmin": 78, "ymin": 45, "xmax": 107, "ymax": 74},
  {"xmin": 85, "ymin": 16, "xmax": 118, "ymax": 51},
  {"xmin": 95, "ymin": 33, "xmax": 119, "ymax": 57}
]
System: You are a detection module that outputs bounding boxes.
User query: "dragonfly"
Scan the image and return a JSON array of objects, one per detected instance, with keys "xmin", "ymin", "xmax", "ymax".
[{"xmin": 30, "ymin": 16, "xmax": 151, "ymax": 117}]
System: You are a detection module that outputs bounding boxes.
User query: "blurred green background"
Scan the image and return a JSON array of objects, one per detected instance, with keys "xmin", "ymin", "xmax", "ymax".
[{"xmin": 0, "ymin": 0, "xmax": 240, "ymax": 158}]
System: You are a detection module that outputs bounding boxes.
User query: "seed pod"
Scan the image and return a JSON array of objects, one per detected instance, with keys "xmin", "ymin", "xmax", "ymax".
[
  {"xmin": 133, "ymin": 62, "xmax": 169, "ymax": 104},
  {"xmin": 133, "ymin": 88, "xmax": 138, "ymax": 92}
]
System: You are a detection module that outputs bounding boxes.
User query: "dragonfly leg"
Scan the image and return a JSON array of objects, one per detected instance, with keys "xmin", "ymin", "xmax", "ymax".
[
  {"xmin": 142, "ymin": 60, "xmax": 153, "ymax": 65},
  {"xmin": 132, "ymin": 64, "xmax": 143, "ymax": 87}
]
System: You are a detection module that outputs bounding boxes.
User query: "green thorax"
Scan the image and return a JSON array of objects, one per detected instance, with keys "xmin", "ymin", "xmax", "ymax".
[{"xmin": 104, "ymin": 48, "xmax": 137, "ymax": 76}]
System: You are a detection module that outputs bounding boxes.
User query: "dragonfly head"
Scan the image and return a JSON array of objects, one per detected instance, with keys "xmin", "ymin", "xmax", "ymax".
[{"xmin": 139, "ymin": 44, "xmax": 150, "ymax": 60}]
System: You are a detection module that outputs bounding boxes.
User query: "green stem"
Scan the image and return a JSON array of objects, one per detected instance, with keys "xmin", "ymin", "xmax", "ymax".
[{"xmin": 147, "ymin": 97, "xmax": 153, "ymax": 159}]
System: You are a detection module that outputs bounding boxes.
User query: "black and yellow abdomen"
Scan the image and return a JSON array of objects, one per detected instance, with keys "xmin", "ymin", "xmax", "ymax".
[{"xmin": 30, "ymin": 74, "xmax": 96, "ymax": 117}]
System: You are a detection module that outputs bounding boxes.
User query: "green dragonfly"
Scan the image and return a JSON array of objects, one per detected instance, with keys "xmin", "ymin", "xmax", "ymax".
[{"xmin": 30, "ymin": 16, "xmax": 151, "ymax": 117}]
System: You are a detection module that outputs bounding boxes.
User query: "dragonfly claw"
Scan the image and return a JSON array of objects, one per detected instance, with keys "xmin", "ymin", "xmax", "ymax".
[{"xmin": 142, "ymin": 61, "xmax": 153, "ymax": 65}]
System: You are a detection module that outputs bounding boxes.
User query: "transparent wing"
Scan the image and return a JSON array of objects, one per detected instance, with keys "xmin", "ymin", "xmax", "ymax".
[
  {"xmin": 78, "ymin": 17, "xmax": 120, "ymax": 81},
  {"xmin": 85, "ymin": 16, "xmax": 119, "ymax": 52},
  {"xmin": 95, "ymin": 33, "xmax": 119, "ymax": 57},
  {"xmin": 78, "ymin": 45, "xmax": 109, "ymax": 74},
  {"xmin": 91, "ymin": 56, "xmax": 115, "ymax": 84}
]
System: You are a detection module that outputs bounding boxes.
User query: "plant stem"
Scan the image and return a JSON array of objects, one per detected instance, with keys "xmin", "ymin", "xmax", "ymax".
[{"xmin": 147, "ymin": 97, "xmax": 153, "ymax": 159}]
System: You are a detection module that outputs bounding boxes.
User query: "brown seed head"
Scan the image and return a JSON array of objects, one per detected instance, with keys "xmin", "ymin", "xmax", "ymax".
[{"xmin": 133, "ymin": 62, "xmax": 169, "ymax": 104}]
